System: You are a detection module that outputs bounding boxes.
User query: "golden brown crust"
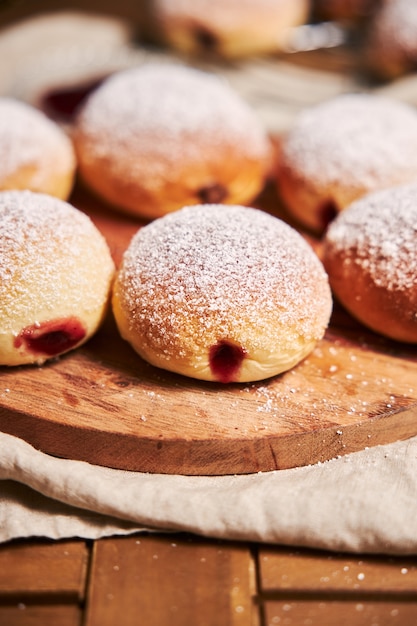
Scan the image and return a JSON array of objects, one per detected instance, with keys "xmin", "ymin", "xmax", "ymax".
[
  {"xmin": 0, "ymin": 98, "xmax": 76, "ymax": 200},
  {"xmin": 74, "ymin": 64, "xmax": 272, "ymax": 220},
  {"xmin": 0, "ymin": 191, "xmax": 115, "ymax": 366},
  {"xmin": 113, "ymin": 204, "xmax": 332, "ymax": 383},
  {"xmin": 75, "ymin": 130, "xmax": 272, "ymax": 220},
  {"xmin": 323, "ymin": 184, "xmax": 417, "ymax": 343},
  {"xmin": 277, "ymin": 94, "xmax": 417, "ymax": 234}
]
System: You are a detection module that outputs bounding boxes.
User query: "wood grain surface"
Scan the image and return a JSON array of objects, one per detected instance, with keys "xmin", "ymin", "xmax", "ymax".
[
  {"xmin": 85, "ymin": 535, "xmax": 257, "ymax": 626},
  {"xmin": 1, "ymin": 180, "xmax": 417, "ymax": 475},
  {"xmin": 3, "ymin": 534, "xmax": 417, "ymax": 626}
]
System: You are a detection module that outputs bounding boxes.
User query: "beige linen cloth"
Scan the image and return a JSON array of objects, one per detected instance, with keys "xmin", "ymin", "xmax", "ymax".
[{"xmin": 1, "ymin": 430, "xmax": 417, "ymax": 554}]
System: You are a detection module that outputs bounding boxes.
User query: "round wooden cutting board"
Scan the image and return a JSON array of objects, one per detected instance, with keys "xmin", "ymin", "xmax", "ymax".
[
  {"xmin": 1, "ymin": 183, "xmax": 417, "ymax": 475},
  {"xmin": 1, "ymin": 17, "xmax": 417, "ymax": 475}
]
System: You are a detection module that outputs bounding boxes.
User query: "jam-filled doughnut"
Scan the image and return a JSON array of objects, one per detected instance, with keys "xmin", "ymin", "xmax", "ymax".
[
  {"xmin": 365, "ymin": 0, "xmax": 417, "ymax": 80},
  {"xmin": 277, "ymin": 93, "xmax": 417, "ymax": 234},
  {"xmin": 0, "ymin": 190, "xmax": 115, "ymax": 366},
  {"xmin": 0, "ymin": 97, "xmax": 76, "ymax": 200},
  {"xmin": 112, "ymin": 204, "xmax": 332, "ymax": 383},
  {"xmin": 323, "ymin": 184, "xmax": 417, "ymax": 343},
  {"xmin": 73, "ymin": 63, "xmax": 272, "ymax": 220},
  {"xmin": 150, "ymin": 0, "xmax": 310, "ymax": 58}
]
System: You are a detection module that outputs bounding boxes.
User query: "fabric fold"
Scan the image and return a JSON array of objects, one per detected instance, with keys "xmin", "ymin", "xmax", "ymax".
[{"xmin": 1, "ymin": 431, "xmax": 417, "ymax": 554}]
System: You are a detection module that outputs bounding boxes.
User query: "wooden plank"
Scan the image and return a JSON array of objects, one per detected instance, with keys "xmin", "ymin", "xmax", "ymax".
[
  {"xmin": 258, "ymin": 547, "xmax": 417, "ymax": 594},
  {"xmin": 0, "ymin": 540, "xmax": 89, "ymax": 600},
  {"xmin": 0, "ymin": 605, "xmax": 81, "ymax": 626},
  {"xmin": 264, "ymin": 599, "xmax": 417, "ymax": 626},
  {"xmin": 85, "ymin": 534, "xmax": 259, "ymax": 626}
]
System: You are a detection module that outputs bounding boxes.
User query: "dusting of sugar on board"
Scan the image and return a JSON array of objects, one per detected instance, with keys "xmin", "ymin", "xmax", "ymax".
[
  {"xmin": 325, "ymin": 184, "xmax": 417, "ymax": 291},
  {"xmin": 75, "ymin": 63, "xmax": 270, "ymax": 183},
  {"xmin": 281, "ymin": 94, "xmax": 417, "ymax": 191}
]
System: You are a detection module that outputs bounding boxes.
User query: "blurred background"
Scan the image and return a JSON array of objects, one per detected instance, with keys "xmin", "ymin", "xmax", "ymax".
[{"xmin": 0, "ymin": 0, "xmax": 416, "ymax": 136}]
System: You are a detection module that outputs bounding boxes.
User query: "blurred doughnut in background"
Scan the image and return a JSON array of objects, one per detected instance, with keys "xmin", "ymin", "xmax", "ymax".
[
  {"xmin": 364, "ymin": 0, "xmax": 417, "ymax": 80},
  {"xmin": 149, "ymin": 0, "xmax": 311, "ymax": 58}
]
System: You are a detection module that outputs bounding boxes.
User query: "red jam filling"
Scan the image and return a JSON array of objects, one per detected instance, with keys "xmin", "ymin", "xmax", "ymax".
[
  {"xmin": 198, "ymin": 183, "xmax": 228, "ymax": 204},
  {"xmin": 209, "ymin": 340, "xmax": 246, "ymax": 383},
  {"xmin": 41, "ymin": 76, "xmax": 106, "ymax": 122},
  {"xmin": 14, "ymin": 317, "xmax": 86, "ymax": 357}
]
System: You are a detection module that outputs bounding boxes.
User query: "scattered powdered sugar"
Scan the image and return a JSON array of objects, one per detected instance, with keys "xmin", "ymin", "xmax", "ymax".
[
  {"xmin": 0, "ymin": 190, "xmax": 114, "ymax": 330},
  {"xmin": 281, "ymin": 93, "xmax": 417, "ymax": 191},
  {"xmin": 116, "ymin": 204, "xmax": 332, "ymax": 360},
  {"xmin": 0, "ymin": 97, "xmax": 74, "ymax": 182},
  {"xmin": 75, "ymin": 63, "xmax": 269, "ymax": 182},
  {"xmin": 325, "ymin": 184, "xmax": 417, "ymax": 291}
]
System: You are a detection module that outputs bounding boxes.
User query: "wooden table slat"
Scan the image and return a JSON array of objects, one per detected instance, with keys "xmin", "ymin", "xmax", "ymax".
[
  {"xmin": 258, "ymin": 548, "xmax": 417, "ymax": 594},
  {"xmin": 264, "ymin": 599, "xmax": 417, "ymax": 626},
  {"xmin": 84, "ymin": 534, "xmax": 259, "ymax": 626},
  {"xmin": 0, "ymin": 605, "xmax": 82, "ymax": 626},
  {"xmin": 0, "ymin": 540, "xmax": 89, "ymax": 600}
]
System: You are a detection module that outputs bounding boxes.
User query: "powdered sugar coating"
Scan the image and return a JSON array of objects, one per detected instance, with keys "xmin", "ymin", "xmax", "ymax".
[
  {"xmin": 114, "ymin": 204, "xmax": 332, "ymax": 381},
  {"xmin": 0, "ymin": 191, "xmax": 114, "ymax": 363},
  {"xmin": 324, "ymin": 184, "xmax": 417, "ymax": 292},
  {"xmin": 75, "ymin": 63, "xmax": 270, "ymax": 185},
  {"xmin": 0, "ymin": 97, "xmax": 75, "ymax": 186},
  {"xmin": 281, "ymin": 94, "xmax": 417, "ymax": 193}
]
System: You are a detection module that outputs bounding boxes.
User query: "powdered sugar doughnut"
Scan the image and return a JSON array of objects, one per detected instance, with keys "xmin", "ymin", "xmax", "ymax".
[
  {"xmin": 365, "ymin": 0, "xmax": 417, "ymax": 79},
  {"xmin": 112, "ymin": 204, "xmax": 332, "ymax": 383},
  {"xmin": 151, "ymin": 0, "xmax": 309, "ymax": 58},
  {"xmin": 0, "ymin": 98, "xmax": 76, "ymax": 200},
  {"xmin": 323, "ymin": 184, "xmax": 417, "ymax": 343},
  {"xmin": 0, "ymin": 191, "xmax": 115, "ymax": 366},
  {"xmin": 277, "ymin": 94, "xmax": 417, "ymax": 234},
  {"xmin": 73, "ymin": 64, "xmax": 272, "ymax": 220}
]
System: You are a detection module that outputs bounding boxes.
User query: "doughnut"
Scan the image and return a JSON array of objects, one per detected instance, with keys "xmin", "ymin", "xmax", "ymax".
[
  {"xmin": 73, "ymin": 63, "xmax": 272, "ymax": 220},
  {"xmin": 0, "ymin": 190, "xmax": 115, "ymax": 366},
  {"xmin": 365, "ymin": 0, "xmax": 417, "ymax": 80},
  {"xmin": 277, "ymin": 93, "xmax": 417, "ymax": 234},
  {"xmin": 150, "ymin": 0, "xmax": 310, "ymax": 58},
  {"xmin": 0, "ymin": 98, "xmax": 76, "ymax": 200},
  {"xmin": 323, "ymin": 184, "xmax": 417, "ymax": 343},
  {"xmin": 112, "ymin": 204, "xmax": 332, "ymax": 383}
]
